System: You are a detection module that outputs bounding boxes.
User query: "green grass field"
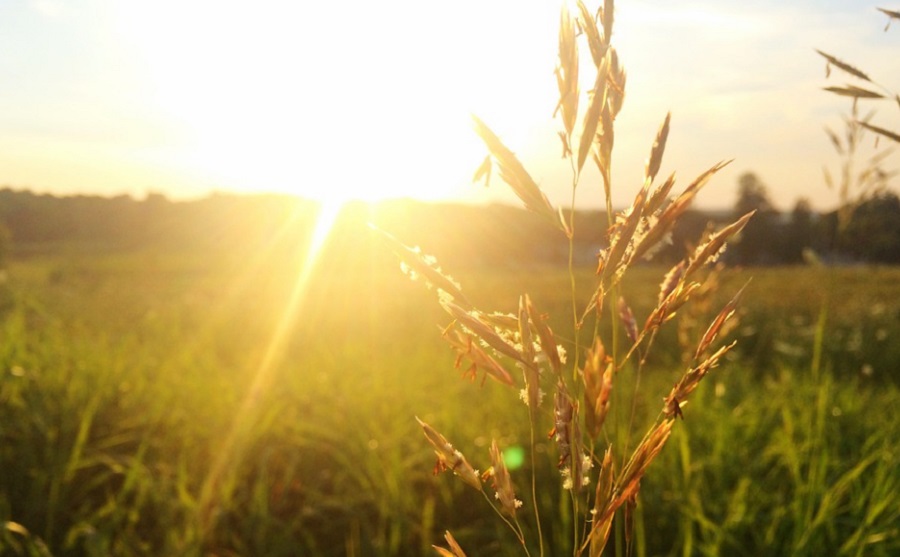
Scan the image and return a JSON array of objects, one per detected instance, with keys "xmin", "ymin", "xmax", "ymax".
[{"xmin": 0, "ymin": 236, "xmax": 898, "ymax": 556}]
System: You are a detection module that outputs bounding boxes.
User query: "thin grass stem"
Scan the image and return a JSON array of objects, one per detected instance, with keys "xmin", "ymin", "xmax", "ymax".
[
  {"xmin": 529, "ymin": 412, "xmax": 545, "ymax": 557},
  {"xmin": 481, "ymin": 490, "xmax": 532, "ymax": 556}
]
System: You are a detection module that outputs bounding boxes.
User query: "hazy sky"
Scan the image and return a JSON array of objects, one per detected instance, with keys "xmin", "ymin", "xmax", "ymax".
[{"xmin": 1, "ymin": 0, "xmax": 898, "ymax": 211}]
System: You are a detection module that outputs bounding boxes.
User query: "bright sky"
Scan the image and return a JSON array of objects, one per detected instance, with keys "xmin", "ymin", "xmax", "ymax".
[{"xmin": 0, "ymin": 0, "xmax": 898, "ymax": 211}]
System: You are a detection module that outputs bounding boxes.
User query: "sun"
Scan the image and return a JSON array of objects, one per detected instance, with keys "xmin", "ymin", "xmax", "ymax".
[{"xmin": 113, "ymin": 1, "xmax": 559, "ymax": 207}]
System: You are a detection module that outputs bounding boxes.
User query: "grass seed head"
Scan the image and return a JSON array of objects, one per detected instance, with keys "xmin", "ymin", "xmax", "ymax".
[
  {"xmin": 644, "ymin": 172, "xmax": 677, "ymax": 216},
  {"xmin": 441, "ymin": 301, "xmax": 523, "ymax": 364},
  {"xmin": 608, "ymin": 47, "xmax": 626, "ymax": 117},
  {"xmin": 577, "ymin": 57, "xmax": 610, "ymax": 175},
  {"xmin": 694, "ymin": 282, "xmax": 747, "ymax": 361},
  {"xmin": 583, "ymin": 338, "xmax": 614, "ymax": 438},
  {"xmin": 685, "ymin": 211, "xmax": 754, "ymax": 277},
  {"xmin": 814, "ymin": 49, "xmax": 872, "ymax": 82},
  {"xmin": 525, "ymin": 295, "xmax": 562, "ymax": 375},
  {"xmin": 471, "ymin": 115, "xmax": 565, "ymax": 232},
  {"xmin": 489, "ymin": 440, "xmax": 521, "ymax": 517},
  {"xmin": 576, "ymin": 0, "xmax": 607, "ymax": 67},
  {"xmin": 645, "ymin": 112, "xmax": 671, "ymax": 184},
  {"xmin": 658, "ymin": 261, "xmax": 686, "ymax": 305},
  {"xmin": 614, "ymin": 419, "xmax": 673, "ymax": 509},
  {"xmin": 664, "ymin": 342, "xmax": 736, "ymax": 418},
  {"xmin": 617, "ymin": 296, "xmax": 639, "ymax": 344},
  {"xmin": 602, "ymin": 0, "xmax": 614, "ymax": 44},
  {"xmin": 592, "ymin": 99, "xmax": 616, "ymax": 189},
  {"xmin": 443, "ymin": 328, "xmax": 516, "ymax": 387},
  {"xmin": 433, "ymin": 531, "xmax": 468, "ymax": 557},
  {"xmin": 556, "ymin": 3, "xmax": 580, "ymax": 138},
  {"xmin": 416, "ymin": 417, "xmax": 482, "ymax": 491},
  {"xmin": 588, "ymin": 447, "xmax": 616, "ymax": 556},
  {"xmin": 553, "ymin": 381, "xmax": 590, "ymax": 492},
  {"xmin": 373, "ymin": 226, "xmax": 471, "ymax": 308}
]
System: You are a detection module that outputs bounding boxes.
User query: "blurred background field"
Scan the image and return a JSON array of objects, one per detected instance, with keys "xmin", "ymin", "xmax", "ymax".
[
  {"xmin": 0, "ymin": 200, "xmax": 898, "ymax": 556},
  {"xmin": 3, "ymin": 0, "xmax": 900, "ymax": 554}
]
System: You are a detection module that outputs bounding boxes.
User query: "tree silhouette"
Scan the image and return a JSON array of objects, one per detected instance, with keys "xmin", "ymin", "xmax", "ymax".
[
  {"xmin": 732, "ymin": 173, "xmax": 780, "ymax": 265},
  {"xmin": 838, "ymin": 191, "xmax": 900, "ymax": 263},
  {"xmin": 782, "ymin": 198, "xmax": 815, "ymax": 263}
]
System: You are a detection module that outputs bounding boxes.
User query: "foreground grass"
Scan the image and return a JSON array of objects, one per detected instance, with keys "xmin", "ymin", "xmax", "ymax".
[{"xmin": 0, "ymin": 243, "xmax": 898, "ymax": 555}]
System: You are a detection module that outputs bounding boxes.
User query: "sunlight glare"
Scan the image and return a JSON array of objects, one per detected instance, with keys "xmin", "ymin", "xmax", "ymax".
[
  {"xmin": 196, "ymin": 196, "xmax": 345, "ymax": 532},
  {"xmin": 113, "ymin": 1, "xmax": 558, "ymax": 205}
]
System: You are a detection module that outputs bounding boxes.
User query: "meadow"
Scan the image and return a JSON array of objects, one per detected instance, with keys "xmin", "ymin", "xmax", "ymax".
[
  {"xmin": 0, "ymin": 213, "xmax": 898, "ymax": 556},
  {"xmin": 3, "ymin": 0, "xmax": 900, "ymax": 553}
]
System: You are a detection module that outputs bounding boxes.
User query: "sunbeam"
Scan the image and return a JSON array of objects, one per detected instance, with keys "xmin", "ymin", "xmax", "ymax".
[{"xmin": 196, "ymin": 199, "xmax": 345, "ymax": 536}]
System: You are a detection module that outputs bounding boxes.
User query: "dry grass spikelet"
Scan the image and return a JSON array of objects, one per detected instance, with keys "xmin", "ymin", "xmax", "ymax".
[
  {"xmin": 578, "ymin": 57, "xmax": 610, "ymax": 175},
  {"xmin": 879, "ymin": 7, "xmax": 900, "ymax": 30},
  {"xmin": 631, "ymin": 161, "xmax": 731, "ymax": 263},
  {"xmin": 471, "ymin": 115, "xmax": 565, "ymax": 232},
  {"xmin": 555, "ymin": 3, "xmax": 580, "ymax": 139},
  {"xmin": 433, "ymin": 531, "xmax": 467, "ymax": 557},
  {"xmin": 815, "ymin": 49, "xmax": 872, "ymax": 82},
  {"xmin": 644, "ymin": 172, "xmax": 676, "ymax": 216},
  {"xmin": 518, "ymin": 296, "xmax": 543, "ymax": 410},
  {"xmin": 588, "ymin": 447, "xmax": 615, "ymax": 556},
  {"xmin": 597, "ymin": 185, "xmax": 648, "ymax": 284},
  {"xmin": 575, "ymin": 0, "xmax": 606, "ymax": 67},
  {"xmin": 611, "ymin": 419, "xmax": 673, "ymax": 513},
  {"xmin": 617, "ymin": 296, "xmax": 639, "ymax": 344},
  {"xmin": 553, "ymin": 381, "xmax": 590, "ymax": 492},
  {"xmin": 601, "ymin": 0, "xmax": 614, "ymax": 45},
  {"xmin": 373, "ymin": 226, "xmax": 471, "ymax": 308},
  {"xmin": 593, "ymin": 95, "xmax": 616, "ymax": 196},
  {"xmin": 645, "ymin": 112, "xmax": 671, "ymax": 184},
  {"xmin": 416, "ymin": 417, "xmax": 482, "ymax": 491},
  {"xmin": 676, "ymin": 263, "xmax": 730, "ymax": 361},
  {"xmin": 442, "ymin": 327, "xmax": 516, "ymax": 387},
  {"xmin": 658, "ymin": 261, "xmax": 686, "ymax": 305},
  {"xmin": 644, "ymin": 279, "xmax": 701, "ymax": 333},
  {"xmin": 607, "ymin": 48, "xmax": 626, "ymax": 117},
  {"xmin": 823, "ymin": 84, "xmax": 884, "ymax": 99},
  {"xmin": 684, "ymin": 211, "xmax": 755, "ymax": 277},
  {"xmin": 583, "ymin": 338, "xmax": 613, "ymax": 438},
  {"xmin": 585, "ymin": 420, "xmax": 673, "ymax": 553},
  {"xmin": 441, "ymin": 300, "xmax": 523, "ymax": 364},
  {"xmin": 664, "ymin": 342, "xmax": 736, "ymax": 419},
  {"xmin": 489, "ymin": 440, "xmax": 521, "ymax": 517},
  {"xmin": 525, "ymin": 294, "xmax": 563, "ymax": 376},
  {"xmin": 472, "ymin": 154, "xmax": 492, "ymax": 188},
  {"xmin": 693, "ymin": 282, "xmax": 747, "ymax": 360}
]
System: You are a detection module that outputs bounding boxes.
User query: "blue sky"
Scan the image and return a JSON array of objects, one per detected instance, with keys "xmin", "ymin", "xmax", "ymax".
[{"xmin": 0, "ymin": 0, "xmax": 898, "ymax": 210}]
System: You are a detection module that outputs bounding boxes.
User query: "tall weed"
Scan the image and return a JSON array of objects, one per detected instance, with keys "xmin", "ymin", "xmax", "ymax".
[{"xmin": 380, "ymin": 1, "xmax": 753, "ymax": 554}]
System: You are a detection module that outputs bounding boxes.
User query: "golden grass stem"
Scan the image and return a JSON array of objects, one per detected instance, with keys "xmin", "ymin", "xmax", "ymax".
[{"xmin": 529, "ymin": 417, "xmax": 545, "ymax": 557}]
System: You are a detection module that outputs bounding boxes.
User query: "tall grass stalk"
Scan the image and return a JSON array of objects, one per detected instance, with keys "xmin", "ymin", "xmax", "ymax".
[{"xmin": 380, "ymin": 1, "xmax": 752, "ymax": 554}]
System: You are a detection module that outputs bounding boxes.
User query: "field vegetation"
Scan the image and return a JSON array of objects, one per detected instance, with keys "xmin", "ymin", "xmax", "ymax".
[
  {"xmin": 0, "ymin": 209, "xmax": 897, "ymax": 555},
  {"xmin": 3, "ymin": 2, "xmax": 900, "ymax": 556}
]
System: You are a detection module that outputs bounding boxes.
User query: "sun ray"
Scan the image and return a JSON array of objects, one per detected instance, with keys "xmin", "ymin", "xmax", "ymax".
[{"xmin": 196, "ymin": 198, "xmax": 345, "ymax": 536}]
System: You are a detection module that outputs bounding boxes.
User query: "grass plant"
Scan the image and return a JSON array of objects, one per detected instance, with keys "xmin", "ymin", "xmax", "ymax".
[
  {"xmin": 378, "ymin": 1, "xmax": 756, "ymax": 554},
  {"xmin": 0, "ymin": 246, "xmax": 898, "ymax": 555}
]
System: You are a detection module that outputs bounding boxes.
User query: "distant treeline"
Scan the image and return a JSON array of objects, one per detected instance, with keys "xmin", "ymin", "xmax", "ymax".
[{"xmin": 0, "ymin": 187, "xmax": 898, "ymax": 267}]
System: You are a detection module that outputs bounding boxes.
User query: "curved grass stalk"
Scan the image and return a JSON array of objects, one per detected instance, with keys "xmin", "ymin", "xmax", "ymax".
[
  {"xmin": 528, "ymin": 414, "xmax": 545, "ymax": 557},
  {"xmin": 387, "ymin": 2, "xmax": 745, "ymax": 555},
  {"xmin": 480, "ymin": 490, "xmax": 532, "ymax": 557}
]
